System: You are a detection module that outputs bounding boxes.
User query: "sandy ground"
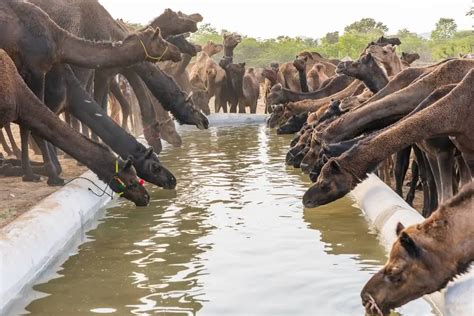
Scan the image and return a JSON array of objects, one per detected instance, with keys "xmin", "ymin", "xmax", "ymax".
[{"xmin": 0, "ymin": 125, "xmax": 86, "ymax": 228}]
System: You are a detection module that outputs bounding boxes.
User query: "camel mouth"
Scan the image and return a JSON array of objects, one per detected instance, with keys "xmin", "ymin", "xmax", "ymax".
[
  {"xmin": 196, "ymin": 115, "xmax": 209, "ymax": 130},
  {"xmin": 362, "ymin": 294, "xmax": 386, "ymax": 316}
]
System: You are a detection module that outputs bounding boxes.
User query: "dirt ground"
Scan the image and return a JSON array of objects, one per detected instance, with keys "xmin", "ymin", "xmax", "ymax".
[{"xmin": 0, "ymin": 125, "xmax": 86, "ymax": 228}]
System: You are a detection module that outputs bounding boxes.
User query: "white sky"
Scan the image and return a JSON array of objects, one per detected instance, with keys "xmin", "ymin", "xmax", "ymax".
[{"xmin": 99, "ymin": 0, "xmax": 473, "ymax": 39}]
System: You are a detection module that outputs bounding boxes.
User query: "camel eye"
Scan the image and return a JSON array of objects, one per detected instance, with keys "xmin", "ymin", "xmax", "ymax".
[{"xmin": 388, "ymin": 274, "xmax": 403, "ymax": 283}]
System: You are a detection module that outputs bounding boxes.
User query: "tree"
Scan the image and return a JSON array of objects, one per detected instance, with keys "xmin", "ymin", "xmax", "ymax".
[
  {"xmin": 323, "ymin": 31, "xmax": 339, "ymax": 44},
  {"xmin": 431, "ymin": 18, "xmax": 457, "ymax": 40},
  {"xmin": 344, "ymin": 18, "xmax": 388, "ymax": 35}
]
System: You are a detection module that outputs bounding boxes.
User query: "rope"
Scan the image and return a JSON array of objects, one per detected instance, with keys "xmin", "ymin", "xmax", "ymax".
[
  {"xmin": 63, "ymin": 176, "xmax": 113, "ymax": 199},
  {"xmin": 139, "ymin": 38, "xmax": 168, "ymax": 62}
]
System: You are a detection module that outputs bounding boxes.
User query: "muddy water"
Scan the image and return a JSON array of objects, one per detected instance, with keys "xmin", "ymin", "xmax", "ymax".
[{"xmin": 17, "ymin": 124, "xmax": 433, "ymax": 315}]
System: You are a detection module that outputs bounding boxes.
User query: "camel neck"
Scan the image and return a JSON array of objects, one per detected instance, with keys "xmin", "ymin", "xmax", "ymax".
[
  {"xmin": 360, "ymin": 71, "xmax": 389, "ymax": 93},
  {"xmin": 224, "ymin": 46, "xmax": 235, "ymax": 58},
  {"xmin": 16, "ymin": 80, "xmax": 116, "ymax": 182},
  {"xmin": 58, "ymin": 32, "xmax": 146, "ymax": 69},
  {"xmin": 297, "ymin": 69, "xmax": 309, "ymax": 93}
]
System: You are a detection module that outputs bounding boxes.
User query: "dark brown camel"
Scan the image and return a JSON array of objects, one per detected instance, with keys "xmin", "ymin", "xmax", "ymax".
[
  {"xmin": 0, "ymin": 49, "xmax": 149, "ymax": 206},
  {"xmin": 336, "ymin": 53, "xmax": 389, "ymax": 93},
  {"xmin": 361, "ymin": 181, "xmax": 473, "ymax": 315},
  {"xmin": 302, "ymin": 68, "xmax": 474, "ymax": 208}
]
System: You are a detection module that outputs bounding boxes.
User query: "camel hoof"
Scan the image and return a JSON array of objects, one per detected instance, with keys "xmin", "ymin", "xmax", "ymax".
[
  {"xmin": 47, "ymin": 177, "xmax": 65, "ymax": 186},
  {"xmin": 22, "ymin": 174, "xmax": 41, "ymax": 182}
]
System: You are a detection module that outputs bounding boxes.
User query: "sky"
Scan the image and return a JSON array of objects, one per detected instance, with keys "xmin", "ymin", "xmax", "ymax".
[{"xmin": 99, "ymin": 0, "xmax": 473, "ymax": 39}]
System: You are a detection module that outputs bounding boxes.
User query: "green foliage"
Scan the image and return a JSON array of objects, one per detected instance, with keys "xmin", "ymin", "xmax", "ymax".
[
  {"xmin": 344, "ymin": 18, "xmax": 388, "ymax": 35},
  {"xmin": 187, "ymin": 18, "xmax": 473, "ymax": 67},
  {"xmin": 431, "ymin": 18, "xmax": 457, "ymax": 40}
]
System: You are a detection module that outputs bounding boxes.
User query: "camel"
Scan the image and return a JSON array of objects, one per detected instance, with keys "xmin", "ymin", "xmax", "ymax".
[
  {"xmin": 320, "ymin": 59, "xmax": 474, "ymax": 145},
  {"xmin": 366, "ymin": 44, "xmax": 406, "ymax": 76},
  {"xmin": 307, "ymin": 63, "xmax": 330, "ymax": 91},
  {"xmin": 219, "ymin": 62, "xmax": 260, "ymax": 113},
  {"xmin": 336, "ymin": 53, "xmax": 389, "ymax": 93},
  {"xmin": 401, "ymin": 52, "xmax": 421, "ymax": 66},
  {"xmin": 361, "ymin": 181, "xmax": 474, "ymax": 315},
  {"xmin": 266, "ymin": 75, "xmax": 355, "ymax": 105},
  {"xmin": 279, "ymin": 52, "xmax": 336, "ymax": 92},
  {"xmin": 32, "ymin": 0, "xmax": 208, "ymax": 147},
  {"xmin": 2, "ymin": 0, "xmax": 183, "ymax": 185},
  {"xmin": 302, "ymin": 68, "xmax": 474, "ymax": 208},
  {"xmin": 49, "ymin": 64, "xmax": 178, "ymax": 189},
  {"xmin": 293, "ymin": 57, "xmax": 309, "ymax": 92},
  {"xmin": 0, "ymin": 49, "xmax": 150, "ymax": 206}
]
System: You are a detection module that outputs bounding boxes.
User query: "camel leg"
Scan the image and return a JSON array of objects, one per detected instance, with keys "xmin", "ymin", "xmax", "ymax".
[
  {"xmin": 456, "ymin": 155, "xmax": 472, "ymax": 187},
  {"xmin": 238, "ymin": 100, "xmax": 246, "ymax": 114},
  {"xmin": 423, "ymin": 153, "xmax": 438, "ymax": 217},
  {"xmin": 0, "ymin": 129, "xmax": 14, "ymax": 157},
  {"xmin": 250, "ymin": 100, "xmax": 257, "ymax": 114},
  {"xmin": 109, "ymin": 94, "xmax": 121, "ymax": 125},
  {"xmin": 4, "ymin": 124, "xmax": 21, "ymax": 158},
  {"xmin": 110, "ymin": 80, "xmax": 131, "ymax": 131},
  {"xmin": 405, "ymin": 160, "xmax": 419, "ymax": 206},
  {"xmin": 436, "ymin": 150, "xmax": 454, "ymax": 202},
  {"xmin": 20, "ymin": 127, "xmax": 40, "ymax": 182},
  {"xmin": 30, "ymin": 134, "xmax": 64, "ymax": 186},
  {"xmin": 394, "ymin": 146, "xmax": 411, "ymax": 197},
  {"xmin": 412, "ymin": 146, "xmax": 433, "ymax": 217}
]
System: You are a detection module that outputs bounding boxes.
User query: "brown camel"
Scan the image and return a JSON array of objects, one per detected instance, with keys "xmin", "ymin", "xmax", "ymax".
[
  {"xmin": 366, "ymin": 44, "xmax": 406, "ymax": 76},
  {"xmin": 361, "ymin": 181, "xmax": 474, "ymax": 315},
  {"xmin": 307, "ymin": 63, "xmax": 330, "ymax": 91},
  {"xmin": 320, "ymin": 59, "xmax": 474, "ymax": 144},
  {"xmin": 2, "ymin": 0, "xmax": 180, "ymax": 184},
  {"xmin": 302, "ymin": 68, "xmax": 474, "ymax": 208},
  {"xmin": 401, "ymin": 52, "xmax": 421, "ymax": 66},
  {"xmin": 0, "ymin": 49, "xmax": 150, "ymax": 206},
  {"xmin": 221, "ymin": 63, "xmax": 260, "ymax": 113}
]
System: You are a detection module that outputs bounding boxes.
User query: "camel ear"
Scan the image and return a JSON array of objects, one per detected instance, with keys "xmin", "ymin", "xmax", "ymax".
[
  {"xmin": 123, "ymin": 156, "xmax": 134, "ymax": 170},
  {"xmin": 400, "ymin": 232, "xmax": 420, "ymax": 258},
  {"xmin": 240, "ymin": 62, "xmax": 246, "ymax": 67},
  {"xmin": 329, "ymin": 159, "xmax": 342, "ymax": 172},
  {"xmin": 144, "ymin": 147, "xmax": 153, "ymax": 159},
  {"xmin": 396, "ymin": 222, "xmax": 405, "ymax": 236},
  {"xmin": 152, "ymin": 27, "xmax": 162, "ymax": 40},
  {"xmin": 402, "ymin": 52, "xmax": 407, "ymax": 57},
  {"xmin": 322, "ymin": 154, "xmax": 329, "ymax": 163}
]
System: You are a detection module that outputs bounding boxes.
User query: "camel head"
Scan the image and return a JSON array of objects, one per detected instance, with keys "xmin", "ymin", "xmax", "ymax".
[
  {"xmin": 159, "ymin": 119, "xmax": 183, "ymax": 148},
  {"xmin": 375, "ymin": 36, "xmax": 402, "ymax": 47},
  {"xmin": 286, "ymin": 129, "xmax": 312, "ymax": 165},
  {"xmin": 266, "ymin": 83, "xmax": 285, "ymax": 105},
  {"xmin": 136, "ymin": 27, "xmax": 181, "ymax": 62},
  {"xmin": 267, "ymin": 103, "xmax": 285, "ymax": 128},
  {"xmin": 277, "ymin": 111, "xmax": 308, "ymax": 135},
  {"xmin": 202, "ymin": 41, "xmax": 224, "ymax": 56},
  {"xmin": 142, "ymin": 122, "xmax": 163, "ymax": 153},
  {"xmin": 361, "ymin": 222, "xmax": 450, "ymax": 315},
  {"xmin": 262, "ymin": 68, "xmax": 278, "ymax": 86},
  {"xmin": 300, "ymin": 146, "xmax": 320, "ymax": 174},
  {"xmin": 134, "ymin": 147, "xmax": 177, "ymax": 190},
  {"xmin": 175, "ymin": 93, "xmax": 209, "ymax": 130},
  {"xmin": 293, "ymin": 55, "xmax": 308, "ymax": 72},
  {"xmin": 165, "ymin": 33, "xmax": 198, "ymax": 57},
  {"xmin": 223, "ymin": 32, "xmax": 242, "ymax": 50},
  {"xmin": 156, "ymin": 9, "xmax": 198, "ymax": 36},
  {"xmin": 336, "ymin": 53, "xmax": 380, "ymax": 80},
  {"xmin": 190, "ymin": 89, "xmax": 211, "ymax": 115},
  {"xmin": 401, "ymin": 52, "xmax": 421, "ymax": 65},
  {"xmin": 366, "ymin": 44, "xmax": 397, "ymax": 66},
  {"xmin": 112, "ymin": 157, "xmax": 150, "ymax": 206},
  {"xmin": 177, "ymin": 11, "xmax": 203, "ymax": 23},
  {"xmin": 302, "ymin": 157, "xmax": 356, "ymax": 208}
]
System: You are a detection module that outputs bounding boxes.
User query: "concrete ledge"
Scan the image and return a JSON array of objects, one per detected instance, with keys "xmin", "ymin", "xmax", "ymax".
[
  {"xmin": 207, "ymin": 113, "xmax": 267, "ymax": 125},
  {"xmin": 350, "ymin": 174, "xmax": 474, "ymax": 316},
  {"xmin": 0, "ymin": 170, "xmax": 114, "ymax": 313}
]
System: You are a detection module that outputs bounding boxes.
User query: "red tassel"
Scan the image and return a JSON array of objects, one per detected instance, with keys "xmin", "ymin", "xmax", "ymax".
[{"xmin": 139, "ymin": 179, "xmax": 145, "ymax": 186}]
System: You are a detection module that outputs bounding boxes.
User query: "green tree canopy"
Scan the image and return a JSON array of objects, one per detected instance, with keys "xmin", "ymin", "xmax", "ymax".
[
  {"xmin": 431, "ymin": 18, "xmax": 457, "ymax": 40},
  {"xmin": 323, "ymin": 31, "xmax": 339, "ymax": 44},
  {"xmin": 344, "ymin": 18, "xmax": 388, "ymax": 35}
]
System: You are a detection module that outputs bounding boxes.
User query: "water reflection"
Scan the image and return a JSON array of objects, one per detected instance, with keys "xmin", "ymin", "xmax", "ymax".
[{"xmin": 19, "ymin": 125, "xmax": 432, "ymax": 316}]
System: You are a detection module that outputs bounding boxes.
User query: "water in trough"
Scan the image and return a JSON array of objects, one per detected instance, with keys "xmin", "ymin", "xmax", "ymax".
[{"xmin": 14, "ymin": 124, "xmax": 434, "ymax": 315}]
